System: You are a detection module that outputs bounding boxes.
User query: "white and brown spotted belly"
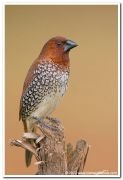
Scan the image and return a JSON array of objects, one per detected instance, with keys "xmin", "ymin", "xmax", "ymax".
[
  {"xmin": 32, "ymin": 87, "xmax": 65, "ymax": 118},
  {"xmin": 21, "ymin": 60, "xmax": 69, "ymax": 121}
]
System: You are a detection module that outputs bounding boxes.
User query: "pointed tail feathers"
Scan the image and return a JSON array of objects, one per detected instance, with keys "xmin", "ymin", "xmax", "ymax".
[{"xmin": 23, "ymin": 120, "xmax": 34, "ymax": 167}]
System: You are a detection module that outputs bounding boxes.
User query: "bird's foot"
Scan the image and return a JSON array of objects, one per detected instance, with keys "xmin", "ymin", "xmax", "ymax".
[
  {"xmin": 32, "ymin": 116, "xmax": 44, "ymax": 124},
  {"xmin": 32, "ymin": 116, "xmax": 58, "ymax": 132},
  {"xmin": 46, "ymin": 116, "xmax": 61, "ymax": 124}
]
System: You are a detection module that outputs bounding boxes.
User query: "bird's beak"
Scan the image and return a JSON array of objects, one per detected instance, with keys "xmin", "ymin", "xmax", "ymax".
[{"xmin": 64, "ymin": 40, "xmax": 78, "ymax": 52}]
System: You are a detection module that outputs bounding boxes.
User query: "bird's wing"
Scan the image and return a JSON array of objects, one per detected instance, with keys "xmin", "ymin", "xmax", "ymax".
[{"xmin": 19, "ymin": 58, "xmax": 43, "ymax": 121}]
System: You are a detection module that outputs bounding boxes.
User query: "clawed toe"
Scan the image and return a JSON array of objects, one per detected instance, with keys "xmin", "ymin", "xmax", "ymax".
[
  {"xmin": 43, "ymin": 123, "xmax": 58, "ymax": 131},
  {"xmin": 32, "ymin": 116, "xmax": 46, "ymax": 128},
  {"xmin": 46, "ymin": 116, "xmax": 60, "ymax": 124},
  {"xmin": 32, "ymin": 116, "xmax": 58, "ymax": 132},
  {"xmin": 32, "ymin": 116, "xmax": 44, "ymax": 125}
]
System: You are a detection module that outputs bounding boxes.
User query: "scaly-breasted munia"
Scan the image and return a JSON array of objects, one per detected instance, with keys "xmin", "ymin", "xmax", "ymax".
[{"xmin": 19, "ymin": 36, "xmax": 77, "ymax": 167}]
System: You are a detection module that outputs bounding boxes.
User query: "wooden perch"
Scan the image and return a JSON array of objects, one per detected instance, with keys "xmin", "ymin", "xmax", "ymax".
[{"xmin": 10, "ymin": 119, "xmax": 89, "ymax": 175}]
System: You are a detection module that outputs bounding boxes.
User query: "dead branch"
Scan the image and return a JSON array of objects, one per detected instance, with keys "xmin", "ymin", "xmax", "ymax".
[{"xmin": 10, "ymin": 119, "xmax": 89, "ymax": 175}]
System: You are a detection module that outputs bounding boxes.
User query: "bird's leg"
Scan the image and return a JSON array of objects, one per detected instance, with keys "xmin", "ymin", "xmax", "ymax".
[{"xmin": 45, "ymin": 116, "xmax": 61, "ymax": 124}]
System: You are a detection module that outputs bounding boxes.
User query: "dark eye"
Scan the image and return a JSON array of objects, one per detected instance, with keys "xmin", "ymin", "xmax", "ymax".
[{"xmin": 56, "ymin": 42, "xmax": 62, "ymax": 48}]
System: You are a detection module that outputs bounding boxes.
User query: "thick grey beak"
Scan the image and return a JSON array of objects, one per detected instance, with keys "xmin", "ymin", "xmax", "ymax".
[{"xmin": 64, "ymin": 40, "xmax": 78, "ymax": 52}]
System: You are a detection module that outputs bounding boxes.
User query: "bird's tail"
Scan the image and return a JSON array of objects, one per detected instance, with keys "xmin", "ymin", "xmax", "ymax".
[
  {"xmin": 23, "ymin": 120, "xmax": 34, "ymax": 167},
  {"xmin": 25, "ymin": 142, "xmax": 33, "ymax": 167}
]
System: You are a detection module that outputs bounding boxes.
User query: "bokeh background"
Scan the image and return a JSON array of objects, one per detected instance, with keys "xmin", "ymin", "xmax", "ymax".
[{"xmin": 5, "ymin": 5, "xmax": 118, "ymax": 175}]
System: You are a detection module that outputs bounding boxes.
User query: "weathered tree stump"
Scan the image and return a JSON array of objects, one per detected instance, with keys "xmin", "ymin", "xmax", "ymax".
[{"xmin": 10, "ymin": 119, "xmax": 89, "ymax": 175}]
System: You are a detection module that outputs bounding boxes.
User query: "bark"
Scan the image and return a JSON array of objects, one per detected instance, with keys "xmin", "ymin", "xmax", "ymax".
[{"xmin": 10, "ymin": 119, "xmax": 89, "ymax": 175}]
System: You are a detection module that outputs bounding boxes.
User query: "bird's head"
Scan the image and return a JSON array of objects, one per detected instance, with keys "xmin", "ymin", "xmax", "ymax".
[{"xmin": 40, "ymin": 36, "xmax": 78, "ymax": 66}]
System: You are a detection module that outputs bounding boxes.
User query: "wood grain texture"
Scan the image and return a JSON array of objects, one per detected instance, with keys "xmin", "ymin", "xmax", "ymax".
[{"xmin": 11, "ymin": 119, "xmax": 89, "ymax": 175}]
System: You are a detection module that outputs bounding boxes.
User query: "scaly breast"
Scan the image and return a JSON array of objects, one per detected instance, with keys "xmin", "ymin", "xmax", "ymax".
[{"xmin": 32, "ymin": 71, "xmax": 69, "ymax": 118}]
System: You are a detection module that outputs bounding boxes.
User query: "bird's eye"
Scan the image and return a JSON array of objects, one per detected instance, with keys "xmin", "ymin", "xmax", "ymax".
[{"xmin": 56, "ymin": 42, "xmax": 62, "ymax": 48}]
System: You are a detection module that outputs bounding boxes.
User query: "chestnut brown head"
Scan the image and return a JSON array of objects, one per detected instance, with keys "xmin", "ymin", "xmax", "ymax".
[{"xmin": 40, "ymin": 36, "xmax": 78, "ymax": 66}]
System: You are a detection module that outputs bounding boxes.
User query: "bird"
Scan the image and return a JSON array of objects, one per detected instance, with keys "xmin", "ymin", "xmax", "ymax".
[{"xmin": 19, "ymin": 36, "xmax": 78, "ymax": 167}]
